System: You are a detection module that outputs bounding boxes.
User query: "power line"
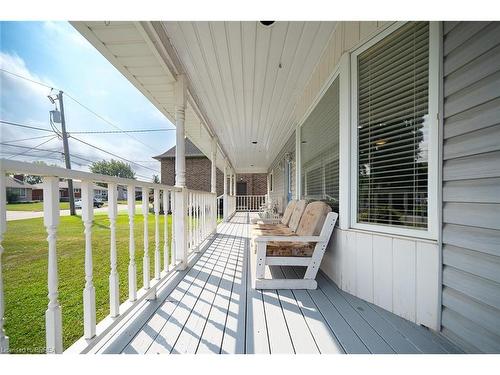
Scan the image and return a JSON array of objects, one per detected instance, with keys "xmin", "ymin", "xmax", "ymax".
[
  {"xmin": 5, "ymin": 136, "xmax": 57, "ymax": 160},
  {"xmin": 63, "ymin": 92, "xmax": 164, "ymax": 154},
  {"xmin": 69, "ymin": 135, "xmax": 160, "ymax": 174},
  {"xmin": 0, "ymin": 141, "xmax": 61, "ymax": 155},
  {"xmin": 67, "ymin": 128, "xmax": 175, "ymax": 134},
  {"xmin": 0, "ymin": 68, "xmax": 54, "ymax": 90},
  {"xmin": 2, "ymin": 134, "xmax": 56, "ymax": 144},
  {"xmin": 1, "ymin": 69, "xmax": 168, "ymax": 153},
  {"xmin": 0, "ymin": 119, "xmax": 55, "ymax": 133}
]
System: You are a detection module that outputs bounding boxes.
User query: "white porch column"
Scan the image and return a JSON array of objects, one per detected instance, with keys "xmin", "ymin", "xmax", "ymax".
[
  {"xmin": 174, "ymin": 74, "xmax": 188, "ymax": 269},
  {"xmin": 223, "ymin": 163, "xmax": 228, "ymax": 222},
  {"xmin": 210, "ymin": 138, "xmax": 217, "ymax": 194}
]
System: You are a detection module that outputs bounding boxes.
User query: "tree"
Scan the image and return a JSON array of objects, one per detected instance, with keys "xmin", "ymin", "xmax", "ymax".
[
  {"xmin": 24, "ymin": 161, "xmax": 59, "ymax": 185},
  {"xmin": 152, "ymin": 174, "xmax": 160, "ymax": 184},
  {"xmin": 90, "ymin": 159, "xmax": 136, "ymax": 179}
]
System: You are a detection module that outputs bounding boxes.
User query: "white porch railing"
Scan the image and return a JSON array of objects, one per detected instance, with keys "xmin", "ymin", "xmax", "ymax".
[
  {"xmin": 226, "ymin": 194, "xmax": 236, "ymax": 219},
  {"xmin": 0, "ymin": 159, "xmax": 217, "ymax": 354},
  {"xmin": 235, "ymin": 195, "xmax": 267, "ymax": 212},
  {"xmin": 187, "ymin": 189, "xmax": 217, "ymax": 254}
]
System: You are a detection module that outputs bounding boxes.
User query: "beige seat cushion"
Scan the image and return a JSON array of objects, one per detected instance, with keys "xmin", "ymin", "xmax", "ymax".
[
  {"xmin": 287, "ymin": 200, "xmax": 307, "ymax": 232},
  {"xmin": 295, "ymin": 201, "xmax": 332, "ymax": 236},
  {"xmin": 280, "ymin": 199, "xmax": 297, "ymax": 226}
]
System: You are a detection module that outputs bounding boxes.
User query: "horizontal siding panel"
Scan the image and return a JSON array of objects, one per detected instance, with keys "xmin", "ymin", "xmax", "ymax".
[
  {"xmin": 444, "ymin": 69, "xmax": 500, "ymax": 118},
  {"xmin": 443, "ymin": 22, "xmax": 490, "ymax": 56},
  {"xmin": 443, "ymin": 178, "xmax": 500, "ymax": 203},
  {"xmin": 443, "ymin": 150, "xmax": 500, "ymax": 180},
  {"xmin": 443, "ymin": 224, "xmax": 500, "ymax": 257},
  {"xmin": 443, "ymin": 202, "xmax": 500, "ymax": 230},
  {"xmin": 441, "ymin": 307, "xmax": 500, "ymax": 353},
  {"xmin": 443, "ymin": 266, "xmax": 500, "ymax": 310},
  {"xmin": 444, "ymin": 44, "xmax": 500, "ymax": 97},
  {"xmin": 442, "ymin": 287, "xmax": 500, "ymax": 337},
  {"xmin": 444, "ymin": 97, "xmax": 500, "ymax": 139},
  {"xmin": 443, "ymin": 123, "xmax": 500, "ymax": 160},
  {"xmin": 444, "ymin": 22, "xmax": 500, "ymax": 76},
  {"xmin": 443, "ymin": 245, "xmax": 500, "ymax": 283}
]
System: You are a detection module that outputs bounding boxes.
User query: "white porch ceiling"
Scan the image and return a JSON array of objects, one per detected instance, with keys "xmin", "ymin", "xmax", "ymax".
[
  {"xmin": 72, "ymin": 21, "xmax": 337, "ymax": 173},
  {"xmin": 163, "ymin": 21, "xmax": 336, "ymax": 173}
]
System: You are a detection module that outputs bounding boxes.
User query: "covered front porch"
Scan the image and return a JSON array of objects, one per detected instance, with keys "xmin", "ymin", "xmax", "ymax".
[{"xmin": 67, "ymin": 212, "xmax": 459, "ymax": 354}]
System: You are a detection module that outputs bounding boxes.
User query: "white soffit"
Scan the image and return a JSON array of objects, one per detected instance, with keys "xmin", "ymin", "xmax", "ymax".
[
  {"xmin": 71, "ymin": 21, "xmax": 227, "ymax": 172},
  {"xmin": 162, "ymin": 21, "xmax": 337, "ymax": 173}
]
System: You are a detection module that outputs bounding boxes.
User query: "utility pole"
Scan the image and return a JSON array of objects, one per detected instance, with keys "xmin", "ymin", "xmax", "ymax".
[{"xmin": 58, "ymin": 91, "xmax": 76, "ymax": 216}]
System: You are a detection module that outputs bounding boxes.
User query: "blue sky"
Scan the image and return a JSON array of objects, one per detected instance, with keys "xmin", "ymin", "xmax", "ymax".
[{"xmin": 0, "ymin": 21, "xmax": 176, "ymax": 180}]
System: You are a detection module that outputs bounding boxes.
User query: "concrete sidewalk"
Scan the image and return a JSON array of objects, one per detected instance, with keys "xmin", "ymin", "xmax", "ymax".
[{"xmin": 6, "ymin": 204, "xmax": 137, "ymax": 221}]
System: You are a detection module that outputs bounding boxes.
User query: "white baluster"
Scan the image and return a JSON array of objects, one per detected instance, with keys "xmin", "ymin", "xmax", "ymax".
[
  {"xmin": 0, "ymin": 174, "xmax": 9, "ymax": 353},
  {"xmin": 163, "ymin": 190, "xmax": 170, "ymax": 272},
  {"xmin": 43, "ymin": 177, "xmax": 63, "ymax": 354},
  {"xmin": 81, "ymin": 181, "xmax": 96, "ymax": 339},
  {"xmin": 171, "ymin": 191, "xmax": 176, "ymax": 268},
  {"xmin": 108, "ymin": 183, "xmax": 119, "ymax": 318},
  {"xmin": 142, "ymin": 187, "xmax": 150, "ymax": 289},
  {"xmin": 153, "ymin": 188, "xmax": 160, "ymax": 280},
  {"xmin": 189, "ymin": 192, "xmax": 193, "ymax": 251},
  {"xmin": 127, "ymin": 185, "xmax": 137, "ymax": 301},
  {"xmin": 195, "ymin": 194, "xmax": 199, "ymax": 249}
]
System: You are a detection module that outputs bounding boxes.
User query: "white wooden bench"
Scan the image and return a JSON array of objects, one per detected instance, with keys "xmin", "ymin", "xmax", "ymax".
[{"xmin": 253, "ymin": 201, "xmax": 338, "ymax": 290}]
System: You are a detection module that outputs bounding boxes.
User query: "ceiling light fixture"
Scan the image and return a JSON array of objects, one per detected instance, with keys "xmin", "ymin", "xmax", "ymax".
[
  {"xmin": 252, "ymin": 141, "xmax": 258, "ymax": 144},
  {"xmin": 259, "ymin": 21, "xmax": 275, "ymax": 27}
]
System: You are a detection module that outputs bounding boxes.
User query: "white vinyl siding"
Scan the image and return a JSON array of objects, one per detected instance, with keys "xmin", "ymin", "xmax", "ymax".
[
  {"xmin": 354, "ymin": 22, "xmax": 431, "ymax": 230},
  {"xmin": 300, "ymin": 77, "xmax": 340, "ymax": 212}
]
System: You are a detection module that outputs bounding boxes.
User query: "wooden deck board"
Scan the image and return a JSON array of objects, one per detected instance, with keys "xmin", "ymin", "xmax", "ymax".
[{"xmin": 91, "ymin": 212, "xmax": 460, "ymax": 354}]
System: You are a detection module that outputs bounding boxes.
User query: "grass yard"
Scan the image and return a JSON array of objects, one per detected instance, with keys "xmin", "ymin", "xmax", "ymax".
[
  {"xmin": 2, "ymin": 212, "xmax": 172, "ymax": 353},
  {"xmin": 6, "ymin": 202, "xmax": 70, "ymax": 212}
]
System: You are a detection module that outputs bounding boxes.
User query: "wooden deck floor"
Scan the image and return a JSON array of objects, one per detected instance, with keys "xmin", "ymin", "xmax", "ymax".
[{"xmin": 91, "ymin": 212, "xmax": 461, "ymax": 354}]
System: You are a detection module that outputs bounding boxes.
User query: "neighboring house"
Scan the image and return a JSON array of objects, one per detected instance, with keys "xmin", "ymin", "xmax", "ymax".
[
  {"xmin": 154, "ymin": 138, "xmax": 267, "ymax": 197},
  {"xmin": 5, "ymin": 176, "xmax": 33, "ymax": 202},
  {"xmin": 153, "ymin": 138, "xmax": 224, "ymax": 195},
  {"xmin": 32, "ymin": 181, "xmax": 109, "ymax": 201},
  {"xmin": 58, "ymin": 181, "xmax": 108, "ymax": 201}
]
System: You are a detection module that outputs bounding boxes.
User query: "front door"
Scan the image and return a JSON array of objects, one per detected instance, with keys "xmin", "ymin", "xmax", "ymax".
[{"xmin": 236, "ymin": 181, "xmax": 247, "ymax": 195}]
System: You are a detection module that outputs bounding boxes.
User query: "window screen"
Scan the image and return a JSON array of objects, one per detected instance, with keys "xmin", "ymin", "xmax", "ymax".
[
  {"xmin": 357, "ymin": 22, "xmax": 429, "ymax": 229},
  {"xmin": 301, "ymin": 77, "xmax": 340, "ymax": 212}
]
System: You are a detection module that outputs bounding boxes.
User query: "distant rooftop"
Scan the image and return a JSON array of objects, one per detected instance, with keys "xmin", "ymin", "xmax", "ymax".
[{"xmin": 153, "ymin": 138, "xmax": 205, "ymax": 160}]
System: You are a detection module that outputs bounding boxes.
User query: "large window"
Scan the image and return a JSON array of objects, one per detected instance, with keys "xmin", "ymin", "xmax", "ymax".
[
  {"xmin": 355, "ymin": 22, "xmax": 430, "ymax": 230},
  {"xmin": 301, "ymin": 77, "xmax": 340, "ymax": 212}
]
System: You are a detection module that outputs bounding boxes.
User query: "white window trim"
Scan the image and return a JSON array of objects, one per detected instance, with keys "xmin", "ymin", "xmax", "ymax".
[
  {"xmin": 349, "ymin": 21, "xmax": 440, "ymax": 240},
  {"xmin": 269, "ymin": 170, "xmax": 274, "ymax": 192}
]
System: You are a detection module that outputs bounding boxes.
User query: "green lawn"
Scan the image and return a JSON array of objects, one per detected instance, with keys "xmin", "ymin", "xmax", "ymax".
[
  {"xmin": 3, "ymin": 212, "xmax": 172, "ymax": 353},
  {"xmin": 6, "ymin": 202, "xmax": 70, "ymax": 212}
]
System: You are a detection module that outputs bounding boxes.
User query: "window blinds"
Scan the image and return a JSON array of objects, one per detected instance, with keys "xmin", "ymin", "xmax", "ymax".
[
  {"xmin": 301, "ymin": 77, "xmax": 340, "ymax": 212},
  {"xmin": 357, "ymin": 22, "xmax": 429, "ymax": 229}
]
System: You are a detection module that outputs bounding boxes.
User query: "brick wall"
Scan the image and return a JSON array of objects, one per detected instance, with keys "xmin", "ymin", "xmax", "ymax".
[
  {"xmin": 160, "ymin": 157, "xmax": 224, "ymax": 196},
  {"xmin": 235, "ymin": 173, "xmax": 268, "ymax": 195}
]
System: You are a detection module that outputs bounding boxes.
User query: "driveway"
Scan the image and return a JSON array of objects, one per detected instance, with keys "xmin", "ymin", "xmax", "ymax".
[{"xmin": 6, "ymin": 204, "xmax": 138, "ymax": 221}]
